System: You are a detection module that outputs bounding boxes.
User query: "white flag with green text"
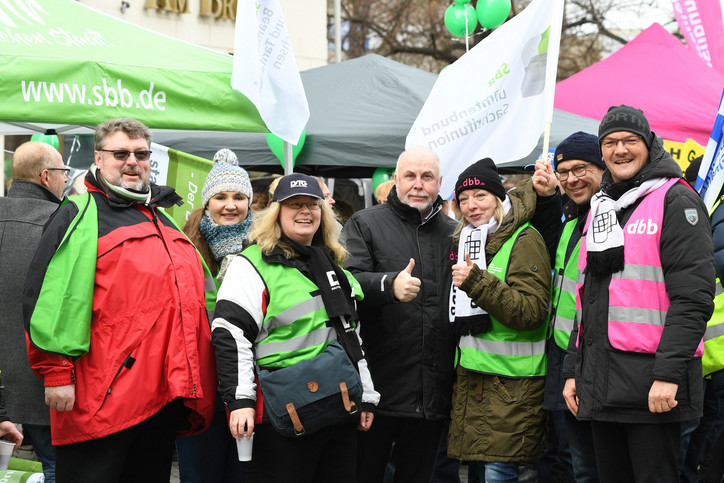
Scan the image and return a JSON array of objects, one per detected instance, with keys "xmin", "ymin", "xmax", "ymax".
[
  {"xmin": 406, "ymin": 0, "xmax": 564, "ymax": 199},
  {"xmin": 231, "ymin": 0, "xmax": 309, "ymax": 144}
]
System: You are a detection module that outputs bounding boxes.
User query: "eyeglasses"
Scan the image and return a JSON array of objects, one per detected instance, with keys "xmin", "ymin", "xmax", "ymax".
[
  {"xmin": 99, "ymin": 149, "xmax": 152, "ymax": 161},
  {"xmin": 601, "ymin": 136, "xmax": 642, "ymax": 151},
  {"xmin": 282, "ymin": 201, "xmax": 322, "ymax": 211},
  {"xmin": 555, "ymin": 162, "xmax": 591, "ymax": 182},
  {"xmin": 44, "ymin": 168, "xmax": 70, "ymax": 179}
]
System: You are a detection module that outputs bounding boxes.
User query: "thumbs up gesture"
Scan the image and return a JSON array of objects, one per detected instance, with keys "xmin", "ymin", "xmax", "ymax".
[
  {"xmin": 452, "ymin": 253, "xmax": 474, "ymax": 287},
  {"xmin": 392, "ymin": 258, "xmax": 421, "ymax": 302}
]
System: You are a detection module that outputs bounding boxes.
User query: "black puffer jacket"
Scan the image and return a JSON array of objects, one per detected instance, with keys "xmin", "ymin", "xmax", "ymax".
[
  {"xmin": 563, "ymin": 137, "xmax": 715, "ymax": 423},
  {"xmin": 342, "ymin": 187, "xmax": 457, "ymax": 420}
]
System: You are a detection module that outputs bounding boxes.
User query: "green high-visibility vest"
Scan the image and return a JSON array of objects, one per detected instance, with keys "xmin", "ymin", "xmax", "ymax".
[
  {"xmin": 698, "ymin": 196, "xmax": 724, "ymax": 377},
  {"xmin": 704, "ymin": 280, "xmax": 724, "ymax": 377},
  {"xmin": 458, "ymin": 222, "xmax": 548, "ymax": 377},
  {"xmin": 242, "ymin": 245, "xmax": 363, "ymax": 369},
  {"xmin": 550, "ymin": 219, "xmax": 580, "ymax": 350}
]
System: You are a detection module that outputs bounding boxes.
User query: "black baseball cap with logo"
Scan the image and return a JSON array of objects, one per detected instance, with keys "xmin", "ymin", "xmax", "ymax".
[{"xmin": 271, "ymin": 173, "xmax": 324, "ymax": 202}]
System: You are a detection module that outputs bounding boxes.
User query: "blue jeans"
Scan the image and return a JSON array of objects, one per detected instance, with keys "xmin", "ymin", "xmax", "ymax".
[
  {"xmin": 564, "ymin": 411, "xmax": 599, "ymax": 482},
  {"xmin": 483, "ymin": 462, "xmax": 519, "ymax": 483},
  {"xmin": 536, "ymin": 410, "xmax": 574, "ymax": 483},
  {"xmin": 24, "ymin": 424, "xmax": 55, "ymax": 483}
]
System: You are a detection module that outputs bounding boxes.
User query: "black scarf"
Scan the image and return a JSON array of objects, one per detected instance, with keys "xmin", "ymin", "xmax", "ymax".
[
  {"xmin": 284, "ymin": 235, "xmax": 357, "ymax": 320},
  {"xmin": 283, "ymin": 236, "xmax": 363, "ymax": 364}
]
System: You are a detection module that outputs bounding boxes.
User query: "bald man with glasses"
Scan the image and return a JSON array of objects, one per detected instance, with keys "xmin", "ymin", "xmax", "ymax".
[{"xmin": 0, "ymin": 140, "xmax": 66, "ymax": 482}]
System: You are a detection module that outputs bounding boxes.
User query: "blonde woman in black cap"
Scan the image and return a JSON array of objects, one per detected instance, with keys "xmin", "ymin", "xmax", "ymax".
[
  {"xmin": 210, "ymin": 173, "xmax": 379, "ymax": 482},
  {"xmin": 446, "ymin": 158, "xmax": 551, "ymax": 482}
]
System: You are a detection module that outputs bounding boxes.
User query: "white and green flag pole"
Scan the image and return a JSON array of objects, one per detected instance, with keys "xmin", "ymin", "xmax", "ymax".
[
  {"xmin": 231, "ymin": 0, "xmax": 310, "ymax": 174},
  {"xmin": 406, "ymin": 0, "xmax": 565, "ymax": 199}
]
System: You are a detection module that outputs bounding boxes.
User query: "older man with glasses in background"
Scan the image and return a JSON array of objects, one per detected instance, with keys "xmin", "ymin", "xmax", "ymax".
[
  {"xmin": 0, "ymin": 140, "xmax": 67, "ymax": 482},
  {"xmin": 560, "ymin": 105, "xmax": 714, "ymax": 483},
  {"xmin": 23, "ymin": 118, "xmax": 217, "ymax": 483}
]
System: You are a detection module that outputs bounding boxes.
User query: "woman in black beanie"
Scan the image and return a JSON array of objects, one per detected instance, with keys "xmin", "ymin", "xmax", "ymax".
[{"xmin": 446, "ymin": 158, "xmax": 551, "ymax": 482}]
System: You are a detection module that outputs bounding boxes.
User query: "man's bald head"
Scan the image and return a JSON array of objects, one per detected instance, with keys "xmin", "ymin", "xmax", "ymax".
[
  {"xmin": 12, "ymin": 141, "xmax": 66, "ymax": 198},
  {"xmin": 12, "ymin": 142, "xmax": 61, "ymax": 180}
]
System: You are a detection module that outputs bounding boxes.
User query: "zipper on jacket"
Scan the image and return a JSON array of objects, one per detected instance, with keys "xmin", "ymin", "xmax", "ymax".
[
  {"xmin": 148, "ymin": 206, "xmax": 200, "ymax": 399},
  {"xmin": 107, "ymin": 355, "xmax": 136, "ymax": 395},
  {"xmin": 415, "ymin": 224, "xmax": 427, "ymax": 418}
]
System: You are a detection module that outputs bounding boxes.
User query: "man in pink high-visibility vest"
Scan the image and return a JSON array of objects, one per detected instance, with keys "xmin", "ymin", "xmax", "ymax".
[{"xmin": 562, "ymin": 105, "xmax": 715, "ymax": 483}]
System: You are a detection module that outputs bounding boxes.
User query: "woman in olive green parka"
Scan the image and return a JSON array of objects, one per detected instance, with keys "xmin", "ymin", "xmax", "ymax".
[{"xmin": 447, "ymin": 159, "xmax": 551, "ymax": 481}]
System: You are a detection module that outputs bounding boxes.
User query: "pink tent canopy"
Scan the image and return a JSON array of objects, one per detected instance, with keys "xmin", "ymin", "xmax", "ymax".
[{"xmin": 555, "ymin": 23, "xmax": 724, "ymax": 145}]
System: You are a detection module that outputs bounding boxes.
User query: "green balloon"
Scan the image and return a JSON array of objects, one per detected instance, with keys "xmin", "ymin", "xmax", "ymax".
[
  {"xmin": 31, "ymin": 133, "xmax": 60, "ymax": 151},
  {"xmin": 454, "ymin": 0, "xmax": 472, "ymax": 4},
  {"xmin": 371, "ymin": 167, "xmax": 394, "ymax": 193},
  {"xmin": 476, "ymin": 0, "xmax": 511, "ymax": 29},
  {"xmin": 265, "ymin": 130, "xmax": 306, "ymax": 170},
  {"xmin": 444, "ymin": 3, "xmax": 477, "ymax": 38}
]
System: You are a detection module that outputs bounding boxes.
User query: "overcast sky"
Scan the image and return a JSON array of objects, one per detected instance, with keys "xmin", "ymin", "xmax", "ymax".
[{"xmin": 611, "ymin": 0, "xmax": 676, "ymax": 33}]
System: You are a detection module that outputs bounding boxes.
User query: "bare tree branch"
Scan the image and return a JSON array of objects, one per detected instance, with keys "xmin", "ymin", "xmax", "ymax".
[{"xmin": 327, "ymin": 0, "xmax": 679, "ymax": 78}]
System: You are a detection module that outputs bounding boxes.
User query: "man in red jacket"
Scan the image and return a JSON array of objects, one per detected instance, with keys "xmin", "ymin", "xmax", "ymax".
[{"xmin": 23, "ymin": 118, "xmax": 216, "ymax": 483}]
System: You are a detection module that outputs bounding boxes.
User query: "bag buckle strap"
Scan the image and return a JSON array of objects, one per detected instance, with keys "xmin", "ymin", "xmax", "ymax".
[
  {"xmin": 339, "ymin": 382, "xmax": 358, "ymax": 415},
  {"xmin": 286, "ymin": 403, "xmax": 305, "ymax": 436}
]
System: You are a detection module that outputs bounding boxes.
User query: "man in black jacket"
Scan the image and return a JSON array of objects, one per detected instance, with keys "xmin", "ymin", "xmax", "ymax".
[
  {"xmin": 562, "ymin": 105, "xmax": 714, "ymax": 482},
  {"xmin": 343, "ymin": 146, "xmax": 457, "ymax": 483}
]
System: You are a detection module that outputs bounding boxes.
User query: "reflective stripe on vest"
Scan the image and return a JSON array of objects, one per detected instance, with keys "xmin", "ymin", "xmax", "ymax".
[
  {"xmin": 550, "ymin": 219, "xmax": 579, "ymax": 350},
  {"xmin": 243, "ymin": 246, "xmax": 337, "ymax": 368},
  {"xmin": 577, "ymin": 178, "xmax": 704, "ymax": 356},
  {"xmin": 458, "ymin": 222, "xmax": 548, "ymax": 377},
  {"xmin": 704, "ymin": 280, "xmax": 724, "ymax": 376}
]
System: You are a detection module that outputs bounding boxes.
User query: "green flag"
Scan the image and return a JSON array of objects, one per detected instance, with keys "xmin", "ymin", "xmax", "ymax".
[{"xmin": 150, "ymin": 143, "xmax": 213, "ymax": 226}]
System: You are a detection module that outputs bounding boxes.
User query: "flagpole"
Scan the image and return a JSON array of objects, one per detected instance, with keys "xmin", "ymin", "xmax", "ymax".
[
  {"xmin": 464, "ymin": 15, "xmax": 470, "ymax": 52},
  {"xmin": 334, "ymin": 0, "xmax": 342, "ymax": 63},
  {"xmin": 231, "ymin": 0, "xmax": 309, "ymax": 160},
  {"xmin": 541, "ymin": 121, "xmax": 551, "ymax": 162},
  {"xmin": 284, "ymin": 141, "xmax": 293, "ymax": 175}
]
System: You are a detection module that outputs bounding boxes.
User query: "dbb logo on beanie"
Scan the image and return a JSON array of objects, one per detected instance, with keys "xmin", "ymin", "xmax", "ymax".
[
  {"xmin": 290, "ymin": 180, "xmax": 308, "ymax": 188},
  {"xmin": 459, "ymin": 177, "xmax": 485, "ymax": 189}
]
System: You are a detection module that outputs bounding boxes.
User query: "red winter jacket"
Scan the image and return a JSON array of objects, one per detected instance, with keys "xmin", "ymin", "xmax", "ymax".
[{"xmin": 24, "ymin": 174, "xmax": 216, "ymax": 445}]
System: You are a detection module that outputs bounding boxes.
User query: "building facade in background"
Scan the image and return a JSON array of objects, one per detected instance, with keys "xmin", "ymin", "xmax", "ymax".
[{"xmin": 77, "ymin": 0, "xmax": 327, "ymax": 69}]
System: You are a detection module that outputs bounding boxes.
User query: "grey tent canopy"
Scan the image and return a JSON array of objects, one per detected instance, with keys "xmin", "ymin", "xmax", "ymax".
[{"xmin": 153, "ymin": 54, "xmax": 600, "ymax": 176}]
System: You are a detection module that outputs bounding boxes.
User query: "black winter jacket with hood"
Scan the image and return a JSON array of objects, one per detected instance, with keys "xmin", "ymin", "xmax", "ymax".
[
  {"xmin": 562, "ymin": 136, "xmax": 715, "ymax": 423},
  {"xmin": 342, "ymin": 186, "xmax": 457, "ymax": 420}
]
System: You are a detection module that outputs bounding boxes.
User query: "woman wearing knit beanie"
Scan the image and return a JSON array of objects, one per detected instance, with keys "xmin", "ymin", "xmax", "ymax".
[
  {"xmin": 176, "ymin": 148, "xmax": 253, "ymax": 482},
  {"xmin": 183, "ymin": 148, "xmax": 254, "ymax": 277},
  {"xmin": 446, "ymin": 158, "xmax": 551, "ymax": 482}
]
